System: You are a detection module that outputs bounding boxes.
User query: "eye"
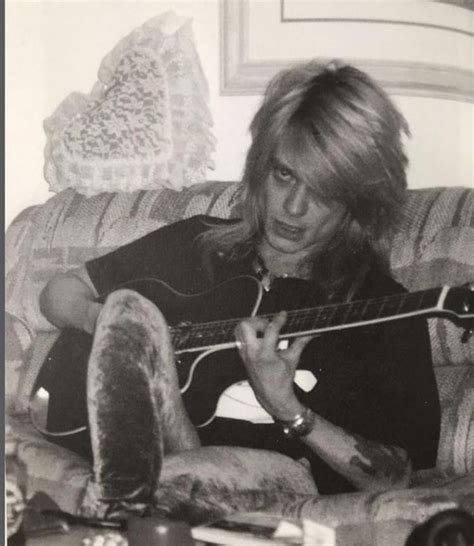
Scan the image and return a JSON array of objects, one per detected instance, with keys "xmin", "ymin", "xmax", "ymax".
[{"xmin": 273, "ymin": 165, "xmax": 293, "ymax": 182}]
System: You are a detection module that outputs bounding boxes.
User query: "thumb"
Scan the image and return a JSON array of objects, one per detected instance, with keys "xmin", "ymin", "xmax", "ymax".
[{"xmin": 286, "ymin": 335, "xmax": 313, "ymax": 365}]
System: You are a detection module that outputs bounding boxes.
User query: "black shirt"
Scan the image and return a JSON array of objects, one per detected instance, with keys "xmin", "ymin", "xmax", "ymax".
[{"xmin": 87, "ymin": 215, "xmax": 440, "ymax": 494}]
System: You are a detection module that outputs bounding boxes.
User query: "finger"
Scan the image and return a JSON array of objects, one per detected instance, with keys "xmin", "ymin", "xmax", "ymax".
[
  {"xmin": 262, "ymin": 311, "xmax": 287, "ymax": 347},
  {"xmin": 235, "ymin": 317, "xmax": 269, "ymax": 339},
  {"xmin": 235, "ymin": 318, "xmax": 269, "ymax": 356},
  {"xmin": 286, "ymin": 335, "xmax": 313, "ymax": 364}
]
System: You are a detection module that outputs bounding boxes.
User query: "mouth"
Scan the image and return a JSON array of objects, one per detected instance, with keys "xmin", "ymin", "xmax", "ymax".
[{"xmin": 273, "ymin": 219, "xmax": 304, "ymax": 241}]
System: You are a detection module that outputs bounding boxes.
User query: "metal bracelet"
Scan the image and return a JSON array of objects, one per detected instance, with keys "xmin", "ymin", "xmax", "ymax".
[{"xmin": 275, "ymin": 407, "xmax": 315, "ymax": 438}]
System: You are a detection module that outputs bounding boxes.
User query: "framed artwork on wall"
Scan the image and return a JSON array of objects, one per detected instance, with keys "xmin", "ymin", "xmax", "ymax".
[{"xmin": 220, "ymin": 0, "xmax": 473, "ymax": 102}]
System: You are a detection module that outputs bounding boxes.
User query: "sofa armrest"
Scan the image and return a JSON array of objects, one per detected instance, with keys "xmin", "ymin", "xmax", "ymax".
[
  {"xmin": 277, "ymin": 473, "xmax": 474, "ymax": 528},
  {"xmin": 11, "ymin": 415, "xmax": 94, "ymax": 516},
  {"xmin": 5, "ymin": 313, "xmax": 33, "ymax": 415},
  {"xmin": 10, "ymin": 412, "xmax": 474, "ymax": 531},
  {"xmin": 435, "ymin": 365, "xmax": 474, "ymax": 475},
  {"xmin": 6, "ymin": 322, "xmax": 60, "ymax": 417}
]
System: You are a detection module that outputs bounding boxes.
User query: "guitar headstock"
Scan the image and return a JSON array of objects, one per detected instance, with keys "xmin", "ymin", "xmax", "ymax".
[{"xmin": 443, "ymin": 284, "xmax": 474, "ymax": 342}]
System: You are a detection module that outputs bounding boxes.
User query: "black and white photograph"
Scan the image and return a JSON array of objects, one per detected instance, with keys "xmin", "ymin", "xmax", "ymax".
[{"xmin": 5, "ymin": 1, "xmax": 474, "ymax": 544}]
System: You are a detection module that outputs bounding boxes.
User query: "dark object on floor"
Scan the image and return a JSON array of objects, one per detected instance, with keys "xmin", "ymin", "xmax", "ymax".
[{"xmin": 405, "ymin": 509, "xmax": 474, "ymax": 546}]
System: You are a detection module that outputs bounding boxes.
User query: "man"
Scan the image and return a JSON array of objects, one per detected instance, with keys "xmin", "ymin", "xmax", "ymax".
[{"xmin": 39, "ymin": 60, "xmax": 440, "ymax": 521}]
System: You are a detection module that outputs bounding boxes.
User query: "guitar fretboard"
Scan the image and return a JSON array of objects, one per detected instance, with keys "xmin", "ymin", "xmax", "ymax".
[{"xmin": 170, "ymin": 287, "xmax": 443, "ymax": 352}]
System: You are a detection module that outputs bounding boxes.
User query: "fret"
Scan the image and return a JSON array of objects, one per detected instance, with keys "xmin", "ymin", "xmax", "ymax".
[
  {"xmin": 315, "ymin": 305, "xmax": 336, "ymax": 327},
  {"xmin": 185, "ymin": 329, "xmax": 206, "ymax": 347},
  {"xmin": 365, "ymin": 298, "xmax": 388, "ymax": 319},
  {"xmin": 344, "ymin": 301, "xmax": 367, "ymax": 324},
  {"xmin": 332, "ymin": 302, "xmax": 356, "ymax": 325},
  {"xmin": 208, "ymin": 324, "xmax": 232, "ymax": 346},
  {"xmin": 379, "ymin": 295, "xmax": 403, "ymax": 316},
  {"xmin": 173, "ymin": 287, "xmax": 446, "ymax": 351}
]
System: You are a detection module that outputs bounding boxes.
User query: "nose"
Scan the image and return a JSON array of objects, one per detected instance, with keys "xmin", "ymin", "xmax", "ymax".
[{"xmin": 283, "ymin": 180, "xmax": 308, "ymax": 217}]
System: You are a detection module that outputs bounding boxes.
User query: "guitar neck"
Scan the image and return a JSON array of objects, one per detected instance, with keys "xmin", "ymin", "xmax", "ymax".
[{"xmin": 171, "ymin": 286, "xmax": 450, "ymax": 353}]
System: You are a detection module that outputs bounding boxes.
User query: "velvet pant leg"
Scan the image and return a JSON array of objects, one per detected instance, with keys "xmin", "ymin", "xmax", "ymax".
[
  {"xmin": 86, "ymin": 289, "xmax": 318, "ymax": 522},
  {"xmin": 87, "ymin": 289, "xmax": 198, "ymax": 507}
]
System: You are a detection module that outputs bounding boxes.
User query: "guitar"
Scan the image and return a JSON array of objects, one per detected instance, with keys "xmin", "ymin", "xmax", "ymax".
[{"xmin": 30, "ymin": 276, "xmax": 474, "ymax": 438}]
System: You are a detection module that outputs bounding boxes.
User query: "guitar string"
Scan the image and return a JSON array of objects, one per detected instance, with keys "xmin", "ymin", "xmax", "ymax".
[
  {"xmin": 181, "ymin": 289, "xmax": 438, "ymax": 334},
  {"xmin": 173, "ymin": 288, "xmax": 442, "ymax": 348},
  {"xmin": 177, "ymin": 289, "xmax": 438, "ymax": 343}
]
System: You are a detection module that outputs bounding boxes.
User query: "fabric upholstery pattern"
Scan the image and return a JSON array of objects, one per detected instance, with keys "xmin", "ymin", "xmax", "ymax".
[
  {"xmin": 14, "ymin": 332, "xmax": 60, "ymax": 416},
  {"xmin": 5, "ymin": 183, "xmax": 240, "ymax": 333},
  {"xmin": 11, "ymin": 416, "xmax": 96, "ymax": 516},
  {"xmin": 435, "ymin": 366, "xmax": 474, "ymax": 474},
  {"xmin": 390, "ymin": 187, "xmax": 474, "ymax": 367},
  {"xmin": 43, "ymin": 12, "xmax": 215, "ymax": 196},
  {"xmin": 285, "ymin": 473, "xmax": 474, "ymax": 527},
  {"xmin": 5, "ymin": 183, "xmax": 474, "ymax": 525},
  {"xmin": 390, "ymin": 187, "xmax": 473, "ymax": 288},
  {"xmin": 6, "ymin": 185, "xmax": 472, "ymax": 361},
  {"xmin": 9, "ymin": 415, "xmax": 473, "ymax": 527},
  {"xmin": 5, "ymin": 313, "xmax": 33, "ymax": 414}
]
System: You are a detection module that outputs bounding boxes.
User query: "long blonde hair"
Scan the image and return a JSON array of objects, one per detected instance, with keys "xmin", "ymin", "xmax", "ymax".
[{"xmin": 200, "ymin": 60, "xmax": 410, "ymax": 298}]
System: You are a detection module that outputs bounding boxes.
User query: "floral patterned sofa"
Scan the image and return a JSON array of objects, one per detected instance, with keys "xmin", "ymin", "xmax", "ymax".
[{"xmin": 5, "ymin": 182, "xmax": 474, "ymax": 539}]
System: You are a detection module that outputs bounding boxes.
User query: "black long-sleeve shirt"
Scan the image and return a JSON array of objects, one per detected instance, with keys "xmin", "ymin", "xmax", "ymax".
[{"xmin": 86, "ymin": 215, "xmax": 441, "ymax": 494}]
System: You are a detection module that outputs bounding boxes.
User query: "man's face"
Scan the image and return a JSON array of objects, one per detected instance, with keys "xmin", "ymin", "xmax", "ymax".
[{"xmin": 260, "ymin": 156, "xmax": 347, "ymax": 257}]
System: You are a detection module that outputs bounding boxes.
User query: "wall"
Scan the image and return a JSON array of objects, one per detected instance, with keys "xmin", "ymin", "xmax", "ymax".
[{"xmin": 5, "ymin": 0, "xmax": 473, "ymax": 227}]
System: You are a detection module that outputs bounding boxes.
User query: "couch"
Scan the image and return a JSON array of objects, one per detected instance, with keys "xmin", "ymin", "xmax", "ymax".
[{"xmin": 5, "ymin": 182, "xmax": 474, "ymax": 541}]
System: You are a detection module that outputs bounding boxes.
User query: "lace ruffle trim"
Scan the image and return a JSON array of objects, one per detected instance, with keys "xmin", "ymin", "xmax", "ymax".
[{"xmin": 44, "ymin": 11, "xmax": 215, "ymax": 197}]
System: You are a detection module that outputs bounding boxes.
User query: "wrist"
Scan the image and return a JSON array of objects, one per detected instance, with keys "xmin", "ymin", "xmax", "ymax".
[
  {"xmin": 271, "ymin": 398, "xmax": 305, "ymax": 422},
  {"xmin": 274, "ymin": 406, "xmax": 316, "ymax": 439}
]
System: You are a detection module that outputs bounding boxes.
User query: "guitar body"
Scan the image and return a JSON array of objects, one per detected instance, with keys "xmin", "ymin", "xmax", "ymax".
[
  {"xmin": 35, "ymin": 276, "xmax": 263, "ymax": 434},
  {"xmin": 32, "ymin": 275, "xmax": 474, "ymax": 440}
]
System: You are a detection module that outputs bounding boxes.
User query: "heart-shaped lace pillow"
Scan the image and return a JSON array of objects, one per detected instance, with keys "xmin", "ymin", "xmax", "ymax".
[{"xmin": 44, "ymin": 12, "xmax": 215, "ymax": 196}]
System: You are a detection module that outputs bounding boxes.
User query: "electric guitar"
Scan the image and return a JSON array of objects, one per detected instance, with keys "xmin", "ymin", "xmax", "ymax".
[{"xmin": 29, "ymin": 276, "xmax": 474, "ymax": 438}]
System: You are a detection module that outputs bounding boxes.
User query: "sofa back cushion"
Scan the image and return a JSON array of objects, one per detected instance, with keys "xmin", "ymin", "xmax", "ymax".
[
  {"xmin": 5, "ymin": 183, "xmax": 474, "ymax": 472},
  {"xmin": 5, "ymin": 182, "xmax": 240, "ymax": 413},
  {"xmin": 5, "ymin": 183, "xmax": 240, "ymax": 333},
  {"xmin": 6, "ymin": 184, "xmax": 473, "ymax": 365},
  {"xmin": 390, "ymin": 187, "xmax": 474, "ymax": 368}
]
